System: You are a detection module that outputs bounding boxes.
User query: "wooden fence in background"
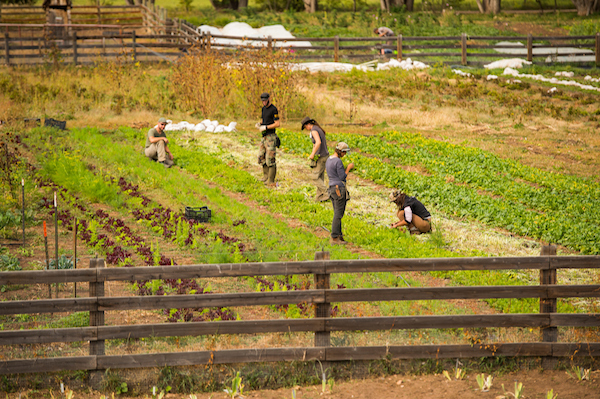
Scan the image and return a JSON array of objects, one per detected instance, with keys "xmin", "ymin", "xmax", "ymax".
[
  {"xmin": 1, "ymin": 248, "xmax": 599, "ymax": 375},
  {"xmin": 1, "ymin": 4, "xmax": 599, "ymax": 66}
]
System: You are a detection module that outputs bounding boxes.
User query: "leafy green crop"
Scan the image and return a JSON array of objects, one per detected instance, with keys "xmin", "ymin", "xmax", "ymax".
[{"xmin": 278, "ymin": 129, "xmax": 600, "ymax": 254}]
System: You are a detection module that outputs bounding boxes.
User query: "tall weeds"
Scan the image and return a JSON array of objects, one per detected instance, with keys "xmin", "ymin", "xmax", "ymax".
[{"xmin": 170, "ymin": 48, "xmax": 307, "ymax": 120}]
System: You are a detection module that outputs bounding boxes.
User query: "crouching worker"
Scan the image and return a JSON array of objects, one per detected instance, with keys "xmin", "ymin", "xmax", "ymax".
[
  {"xmin": 390, "ymin": 190, "xmax": 432, "ymax": 234},
  {"xmin": 145, "ymin": 117, "xmax": 174, "ymax": 168}
]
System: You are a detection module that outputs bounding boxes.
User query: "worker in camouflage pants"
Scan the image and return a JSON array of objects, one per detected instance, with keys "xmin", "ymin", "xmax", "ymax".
[{"xmin": 256, "ymin": 92, "xmax": 280, "ymax": 184}]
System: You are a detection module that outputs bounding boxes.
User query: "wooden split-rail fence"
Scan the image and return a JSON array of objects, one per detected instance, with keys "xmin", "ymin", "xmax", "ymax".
[
  {"xmin": 1, "ymin": 4, "xmax": 600, "ymax": 66},
  {"xmin": 1, "ymin": 247, "xmax": 599, "ymax": 375}
]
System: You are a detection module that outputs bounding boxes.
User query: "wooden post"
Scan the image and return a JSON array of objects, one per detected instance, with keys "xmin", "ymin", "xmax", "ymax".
[
  {"xmin": 89, "ymin": 258, "xmax": 105, "ymax": 356},
  {"xmin": 72, "ymin": 31, "xmax": 77, "ymax": 65},
  {"xmin": 527, "ymin": 34, "xmax": 533, "ymax": 62},
  {"xmin": 54, "ymin": 193, "xmax": 59, "ymax": 299},
  {"xmin": 4, "ymin": 32, "xmax": 9, "ymax": 66},
  {"xmin": 44, "ymin": 221, "xmax": 51, "ymax": 299},
  {"xmin": 540, "ymin": 245, "xmax": 557, "ymax": 343},
  {"xmin": 314, "ymin": 251, "xmax": 330, "ymax": 348},
  {"xmin": 397, "ymin": 34, "xmax": 402, "ymax": 61},
  {"xmin": 132, "ymin": 30, "xmax": 136, "ymax": 62},
  {"xmin": 73, "ymin": 217, "xmax": 77, "ymax": 298},
  {"xmin": 207, "ymin": 32, "xmax": 211, "ymax": 51},
  {"xmin": 334, "ymin": 35, "xmax": 339, "ymax": 62},
  {"xmin": 595, "ymin": 32, "xmax": 600, "ymax": 67},
  {"xmin": 96, "ymin": 6, "xmax": 101, "ymax": 25},
  {"xmin": 461, "ymin": 33, "xmax": 467, "ymax": 66},
  {"xmin": 268, "ymin": 35, "xmax": 273, "ymax": 53}
]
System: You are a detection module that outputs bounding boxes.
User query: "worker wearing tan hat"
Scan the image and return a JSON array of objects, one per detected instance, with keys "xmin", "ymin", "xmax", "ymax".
[
  {"xmin": 145, "ymin": 117, "xmax": 174, "ymax": 168},
  {"xmin": 325, "ymin": 142, "xmax": 354, "ymax": 245}
]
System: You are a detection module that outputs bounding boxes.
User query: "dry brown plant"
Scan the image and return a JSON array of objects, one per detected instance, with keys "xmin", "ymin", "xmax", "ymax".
[
  {"xmin": 170, "ymin": 49, "xmax": 232, "ymax": 118},
  {"xmin": 232, "ymin": 48, "xmax": 305, "ymax": 120}
]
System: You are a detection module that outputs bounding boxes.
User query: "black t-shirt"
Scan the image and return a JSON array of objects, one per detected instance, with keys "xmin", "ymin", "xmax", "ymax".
[
  {"xmin": 403, "ymin": 196, "xmax": 431, "ymax": 220},
  {"xmin": 261, "ymin": 103, "xmax": 279, "ymax": 135}
]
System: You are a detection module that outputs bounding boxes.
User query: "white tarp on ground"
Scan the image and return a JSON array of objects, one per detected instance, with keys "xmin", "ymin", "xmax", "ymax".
[
  {"xmin": 494, "ymin": 41, "xmax": 594, "ymax": 63},
  {"xmin": 503, "ymin": 67, "xmax": 600, "ymax": 93},
  {"xmin": 484, "ymin": 58, "xmax": 532, "ymax": 69},
  {"xmin": 197, "ymin": 22, "xmax": 312, "ymax": 48}
]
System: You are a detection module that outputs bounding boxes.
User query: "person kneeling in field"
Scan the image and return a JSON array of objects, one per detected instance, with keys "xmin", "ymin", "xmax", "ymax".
[
  {"xmin": 145, "ymin": 117, "xmax": 174, "ymax": 168},
  {"xmin": 389, "ymin": 190, "xmax": 432, "ymax": 234}
]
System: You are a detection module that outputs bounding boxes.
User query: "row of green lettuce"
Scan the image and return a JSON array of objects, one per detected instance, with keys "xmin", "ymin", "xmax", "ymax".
[{"xmin": 277, "ymin": 129, "xmax": 600, "ymax": 255}]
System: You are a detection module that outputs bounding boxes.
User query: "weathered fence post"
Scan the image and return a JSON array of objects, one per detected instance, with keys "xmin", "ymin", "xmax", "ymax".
[
  {"xmin": 72, "ymin": 31, "xmax": 77, "ymax": 65},
  {"xmin": 268, "ymin": 35, "xmax": 273, "ymax": 53},
  {"xmin": 540, "ymin": 245, "xmax": 557, "ymax": 342},
  {"xmin": 334, "ymin": 35, "xmax": 339, "ymax": 62},
  {"xmin": 4, "ymin": 32, "xmax": 9, "ymax": 66},
  {"xmin": 397, "ymin": 34, "xmax": 402, "ymax": 61},
  {"xmin": 527, "ymin": 34, "xmax": 533, "ymax": 62},
  {"xmin": 89, "ymin": 257, "xmax": 105, "ymax": 356},
  {"xmin": 96, "ymin": 5, "xmax": 101, "ymax": 25},
  {"xmin": 132, "ymin": 30, "xmax": 137, "ymax": 62},
  {"xmin": 461, "ymin": 33, "xmax": 467, "ymax": 66},
  {"xmin": 314, "ymin": 251, "xmax": 330, "ymax": 348},
  {"xmin": 540, "ymin": 244, "xmax": 557, "ymax": 369},
  {"xmin": 595, "ymin": 32, "xmax": 600, "ymax": 67},
  {"xmin": 89, "ymin": 258, "xmax": 105, "ymax": 388},
  {"xmin": 73, "ymin": 217, "xmax": 77, "ymax": 298}
]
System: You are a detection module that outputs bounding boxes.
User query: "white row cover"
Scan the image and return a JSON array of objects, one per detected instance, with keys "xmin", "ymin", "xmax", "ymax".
[{"xmin": 197, "ymin": 22, "xmax": 312, "ymax": 48}]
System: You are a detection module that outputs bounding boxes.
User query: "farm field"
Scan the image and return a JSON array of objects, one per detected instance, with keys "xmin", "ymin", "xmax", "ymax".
[{"xmin": 1, "ymin": 12, "xmax": 600, "ymax": 397}]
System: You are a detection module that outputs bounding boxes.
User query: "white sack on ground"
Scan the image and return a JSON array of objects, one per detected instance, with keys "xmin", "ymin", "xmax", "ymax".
[
  {"xmin": 288, "ymin": 62, "xmax": 371, "ymax": 73},
  {"xmin": 452, "ymin": 69, "xmax": 472, "ymax": 77},
  {"xmin": 377, "ymin": 58, "xmax": 429, "ymax": 71},
  {"xmin": 485, "ymin": 58, "xmax": 532, "ymax": 69}
]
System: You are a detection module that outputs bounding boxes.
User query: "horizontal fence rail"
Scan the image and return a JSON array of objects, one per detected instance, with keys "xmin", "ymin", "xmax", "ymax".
[{"xmin": 1, "ymin": 248, "xmax": 599, "ymax": 375}]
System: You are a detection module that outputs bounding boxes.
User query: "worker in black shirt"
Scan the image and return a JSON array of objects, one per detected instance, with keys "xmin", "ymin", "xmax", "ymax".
[
  {"xmin": 389, "ymin": 190, "xmax": 432, "ymax": 234},
  {"xmin": 256, "ymin": 92, "xmax": 280, "ymax": 184}
]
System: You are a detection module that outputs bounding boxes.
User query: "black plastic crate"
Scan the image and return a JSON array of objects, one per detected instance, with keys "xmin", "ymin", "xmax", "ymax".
[
  {"xmin": 44, "ymin": 118, "xmax": 66, "ymax": 130},
  {"xmin": 185, "ymin": 206, "xmax": 211, "ymax": 222}
]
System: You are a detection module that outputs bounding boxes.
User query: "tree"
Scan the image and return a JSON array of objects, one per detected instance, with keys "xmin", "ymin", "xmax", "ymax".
[
  {"xmin": 380, "ymin": 0, "xmax": 414, "ymax": 11},
  {"xmin": 474, "ymin": 0, "xmax": 501, "ymax": 14},
  {"xmin": 571, "ymin": 0, "xmax": 600, "ymax": 16}
]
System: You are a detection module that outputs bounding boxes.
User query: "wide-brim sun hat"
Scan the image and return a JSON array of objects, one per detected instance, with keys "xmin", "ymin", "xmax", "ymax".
[
  {"xmin": 300, "ymin": 116, "xmax": 314, "ymax": 130},
  {"xmin": 336, "ymin": 142, "xmax": 350, "ymax": 152}
]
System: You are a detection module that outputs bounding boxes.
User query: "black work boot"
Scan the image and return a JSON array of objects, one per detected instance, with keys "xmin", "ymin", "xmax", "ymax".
[
  {"xmin": 259, "ymin": 165, "xmax": 269, "ymax": 182},
  {"xmin": 266, "ymin": 165, "xmax": 277, "ymax": 184}
]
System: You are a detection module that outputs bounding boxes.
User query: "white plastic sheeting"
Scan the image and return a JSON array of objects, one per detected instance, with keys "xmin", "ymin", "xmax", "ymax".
[
  {"xmin": 494, "ymin": 41, "xmax": 594, "ymax": 63},
  {"xmin": 288, "ymin": 57, "xmax": 429, "ymax": 73},
  {"xmin": 196, "ymin": 22, "xmax": 312, "ymax": 48},
  {"xmin": 484, "ymin": 58, "xmax": 532, "ymax": 69},
  {"xmin": 502, "ymin": 67, "xmax": 600, "ymax": 93}
]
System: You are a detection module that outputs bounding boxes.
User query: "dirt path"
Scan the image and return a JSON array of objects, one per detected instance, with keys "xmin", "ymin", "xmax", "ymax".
[{"xmin": 6, "ymin": 370, "xmax": 599, "ymax": 399}]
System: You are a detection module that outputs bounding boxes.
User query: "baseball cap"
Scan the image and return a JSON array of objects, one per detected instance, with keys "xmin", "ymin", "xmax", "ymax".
[
  {"xmin": 300, "ymin": 116, "xmax": 314, "ymax": 130},
  {"xmin": 260, "ymin": 93, "xmax": 270, "ymax": 100},
  {"xmin": 336, "ymin": 142, "xmax": 350, "ymax": 152},
  {"xmin": 158, "ymin": 117, "xmax": 167, "ymax": 124}
]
